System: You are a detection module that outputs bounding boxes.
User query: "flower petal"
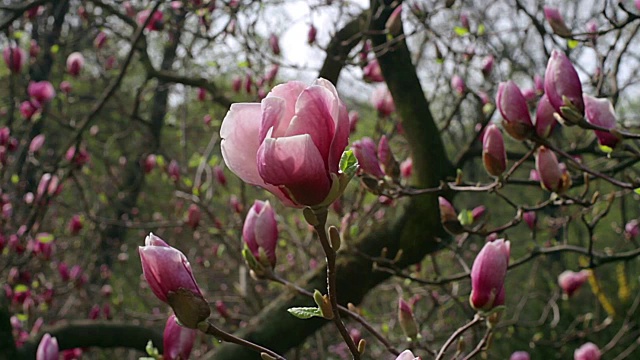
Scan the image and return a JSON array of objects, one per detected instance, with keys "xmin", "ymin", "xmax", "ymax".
[
  {"xmin": 220, "ymin": 103, "xmax": 263, "ymax": 185},
  {"xmin": 265, "ymin": 81, "xmax": 307, "ymax": 137}
]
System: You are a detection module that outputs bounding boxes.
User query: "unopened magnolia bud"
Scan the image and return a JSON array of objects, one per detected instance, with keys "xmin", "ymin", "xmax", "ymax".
[
  {"xmin": 439, "ymin": 197, "xmax": 464, "ymax": 235},
  {"xmin": 574, "ymin": 342, "xmax": 601, "ymax": 360},
  {"xmin": 482, "ymin": 124, "xmax": 507, "ymax": 176},
  {"xmin": 497, "ymin": 81, "xmax": 534, "ymax": 140},
  {"xmin": 544, "ymin": 50, "xmax": 584, "ymax": 121},
  {"xmin": 398, "ymin": 298, "xmax": 419, "ymax": 340},
  {"xmin": 558, "ymin": 269, "xmax": 589, "ymax": 297},
  {"xmin": 470, "ymin": 239, "xmax": 510, "ymax": 311},
  {"xmin": 583, "ymin": 94, "xmax": 619, "ymax": 148},
  {"xmin": 543, "ymin": 6, "xmax": 571, "ymax": 37},
  {"xmin": 385, "ymin": 4, "xmax": 403, "ymax": 36}
]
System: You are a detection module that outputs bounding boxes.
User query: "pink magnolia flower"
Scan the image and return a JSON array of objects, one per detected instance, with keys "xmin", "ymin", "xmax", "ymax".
[
  {"xmin": 167, "ymin": 160, "xmax": 180, "ymax": 182},
  {"xmin": 197, "ymin": 87, "xmax": 206, "ymax": 101},
  {"xmin": 574, "ymin": 342, "xmax": 601, "ymax": 360},
  {"xmin": 243, "ymin": 200, "xmax": 278, "ymax": 268},
  {"xmin": 221, "ymin": 79, "xmax": 349, "ymax": 207},
  {"xmin": 186, "ymin": 204, "xmax": 200, "ymax": 229},
  {"xmin": 496, "ymin": 81, "xmax": 533, "ymax": 140},
  {"xmin": 139, "ymin": 233, "xmax": 210, "ymax": 328},
  {"xmin": 307, "ymin": 24, "xmax": 317, "ymax": 45},
  {"xmin": 523, "ymin": 211, "xmax": 537, "ymax": 230},
  {"xmin": 482, "ymin": 124, "xmax": 506, "ymax": 177},
  {"xmin": 543, "ymin": 6, "xmax": 572, "ymax": 37},
  {"xmin": 269, "ymin": 34, "xmax": 281, "ymax": 55},
  {"xmin": 66, "ymin": 52, "xmax": 84, "ymax": 77},
  {"xmin": 363, "ymin": 59, "xmax": 384, "ymax": 83},
  {"xmin": 143, "ymin": 154, "xmax": 156, "ymax": 173},
  {"xmin": 534, "ymin": 94, "xmax": 558, "ymax": 138},
  {"xmin": 3, "ymin": 46, "xmax": 26, "ymax": 73},
  {"xmin": 481, "ymin": 55, "xmax": 494, "ymax": 76},
  {"xmin": 544, "ymin": 50, "xmax": 584, "ymax": 121},
  {"xmin": 535, "ymin": 146, "xmax": 570, "ymax": 193},
  {"xmin": 94, "ymin": 31, "xmax": 108, "ymax": 49},
  {"xmin": 451, "ymin": 75, "xmax": 466, "ymax": 95},
  {"xmin": 558, "ymin": 270, "xmax": 589, "ymax": 297},
  {"xmin": 68, "ymin": 215, "xmax": 83, "ymax": 235},
  {"xmin": 400, "ymin": 157, "xmax": 413, "ymax": 178},
  {"xmin": 510, "ymin": 351, "xmax": 530, "ymax": 360},
  {"xmin": 396, "ymin": 349, "xmax": 420, "ymax": 360},
  {"xmin": 398, "ymin": 297, "xmax": 418, "ymax": 340},
  {"xmin": 20, "ymin": 101, "xmax": 38, "ymax": 120},
  {"xmin": 28, "ymin": 81, "xmax": 56, "ymax": 104},
  {"xmin": 353, "ymin": 137, "xmax": 384, "ymax": 178},
  {"xmin": 36, "ymin": 333, "xmax": 59, "ymax": 360},
  {"xmin": 371, "ymin": 85, "xmax": 396, "ymax": 117},
  {"xmin": 59, "ymin": 81, "xmax": 72, "ymax": 94},
  {"xmin": 29, "ymin": 134, "xmax": 46, "ymax": 153},
  {"xmin": 137, "ymin": 10, "xmax": 164, "ymax": 31},
  {"xmin": 583, "ymin": 95, "xmax": 619, "ymax": 148},
  {"xmin": 386, "ymin": 4, "xmax": 403, "ymax": 36},
  {"xmin": 66, "ymin": 145, "xmax": 91, "ymax": 167},
  {"xmin": 470, "ymin": 239, "xmax": 510, "ymax": 311},
  {"xmin": 163, "ymin": 314, "xmax": 197, "ymax": 360}
]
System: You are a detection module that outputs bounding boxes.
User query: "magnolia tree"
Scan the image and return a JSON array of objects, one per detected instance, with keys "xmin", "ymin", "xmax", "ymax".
[{"xmin": 1, "ymin": 0, "xmax": 640, "ymax": 359}]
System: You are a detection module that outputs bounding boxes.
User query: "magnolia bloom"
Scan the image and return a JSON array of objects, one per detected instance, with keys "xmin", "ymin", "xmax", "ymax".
[
  {"xmin": 523, "ymin": 211, "xmax": 537, "ymax": 230},
  {"xmin": 482, "ymin": 124, "xmax": 507, "ymax": 177},
  {"xmin": 163, "ymin": 314, "xmax": 197, "ymax": 360},
  {"xmin": 481, "ymin": 55, "xmax": 494, "ymax": 76},
  {"xmin": 94, "ymin": 31, "xmax": 108, "ymax": 49},
  {"xmin": 470, "ymin": 239, "xmax": 510, "ymax": 311},
  {"xmin": 139, "ymin": 233, "xmax": 210, "ymax": 328},
  {"xmin": 371, "ymin": 85, "xmax": 396, "ymax": 117},
  {"xmin": 496, "ymin": 81, "xmax": 533, "ymax": 140},
  {"xmin": 28, "ymin": 81, "xmax": 56, "ymax": 104},
  {"xmin": 221, "ymin": 79, "xmax": 349, "ymax": 207},
  {"xmin": 535, "ymin": 146, "xmax": 570, "ymax": 193},
  {"xmin": 396, "ymin": 350, "xmax": 420, "ymax": 360},
  {"xmin": 307, "ymin": 24, "xmax": 317, "ymax": 45},
  {"xmin": 574, "ymin": 342, "xmax": 601, "ymax": 360},
  {"xmin": 3, "ymin": 46, "xmax": 26, "ymax": 73},
  {"xmin": 558, "ymin": 270, "xmax": 589, "ymax": 297},
  {"xmin": 243, "ymin": 200, "xmax": 278, "ymax": 268},
  {"xmin": 66, "ymin": 52, "xmax": 84, "ymax": 77},
  {"xmin": 544, "ymin": 50, "xmax": 584, "ymax": 122},
  {"xmin": 451, "ymin": 75, "xmax": 466, "ymax": 95},
  {"xmin": 363, "ymin": 59, "xmax": 384, "ymax": 83},
  {"xmin": 353, "ymin": 137, "xmax": 384, "ymax": 178},
  {"xmin": 534, "ymin": 95, "xmax": 558, "ymax": 138},
  {"xmin": 543, "ymin": 6, "xmax": 572, "ymax": 37},
  {"xmin": 186, "ymin": 204, "xmax": 200, "ymax": 229},
  {"xmin": 29, "ymin": 134, "xmax": 46, "ymax": 153},
  {"xmin": 137, "ymin": 10, "xmax": 164, "ymax": 31},
  {"xmin": 583, "ymin": 95, "xmax": 619, "ymax": 148},
  {"xmin": 510, "ymin": 351, "xmax": 531, "ymax": 360},
  {"xmin": 400, "ymin": 157, "xmax": 412, "ymax": 179},
  {"xmin": 36, "ymin": 333, "xmax": 59, "ymax": 360}
]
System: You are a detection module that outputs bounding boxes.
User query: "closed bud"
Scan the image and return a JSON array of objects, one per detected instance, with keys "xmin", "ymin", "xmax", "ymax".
[
  {"xmin": 167, "ymin": 160, "xmax": 180, "ymax": 182},
  {"xmin": 400, "ymin": 158, "xmax": 412, "ymax": 179},
  {"xmin": 470, "ymin": 239, "xmax": 510, "ymax": 311},
  {"xmin": 232, "ymin": 76, "xmax": 242, "ymax": 93},
  {"xmin": 543, "ymin": 6, "xmax": 571, "ymax": 37},
  {"xmin": 471, "ymin": 206, "xmax": 486, "ymax": 222},
  {"xmin": 243, "ymin": 200, "xmax": 278, "ymax": 268},
  {"xmin": 385, "ymin": 4, "xmax": 403, "ymax": 36},
  {"xmin": 544, "ymin": 50, "xmax": 584, "ymax": 122},
  {"xmin": 624, "ymin": 219, "xmax": 639, "ymax": 239},
  {"xmin": 439, "ymin": 197, "xmax": 463, "ymax": 235},
  {"xmin": 574, "ymin": 342, "xmax": 601, "ymax": 360},
  {"xmin": 353, "ymin": 137, "xmax": 384, "ymax": 178},
  {"xmin": 307, "ymin": 24, "xmax": 317, "ymax": 45},
  {"xmin": 395, "ymin": 350, "xmax": 420, "ymax": 360},
  {"xmin": 66, "ymin": 52, "xmax": 85, "ymax": 77},
  {"xmin": 510, "ymin": 351, "xmax": 530, "ymax": 360},
  {"xmin": 3, "ymin": 46, "xmax": 26, "ymax": 73},
  {"xmin": 197, "ymin": 87, "xmax": 207, "ymax": 101},
  {"xmin": 535, "ymin": 147, "xmax": 570, "ymax": 193},
  {"xmin": 29, "ymin": 134, "xmax": 46, "ymax": 153},
  {"xmin": 481, "ymin": 55, "xmax": 494, "ymax": 77},
  {"xmin": 94, "ymin": 31, "xmax": 108, "ymax": 49},
  {"xmin": 213, "ymin": 165, "xmax": 227, "ymax": 186},
  {"xmin": 186, "ymin": 204, "xmax": 201, "ymax": 230},
  {"xmin": 60, "ymin": 81, "xmax": 72, "ymax": 94},
  {"xmin": 496, "ymin": 81, "xmax": 534, "ymax": 140},
  {"xmin": 451, "ymin": 75, "xmax": 466, "ymax": 96},
  {"xmin": 371, "ymin": 85, "xmax": 395, "ymax": 117},
  {"xmin": 269, "ymin": 34, "xmax": 280, "ymax": 55},
  {"xmin": 377, "ymin": 135, "xmax": 400, "ymax": 178},
  {"xmin": 482, "ymin": 124, "xmax": 507, "ymax": 176},
  {"xmin": 139, "ymin": 233, "xmax": 210, "ymax": 328},
  {"xmin": 137, "ymin": 10, "xmax": 164, "ymax": 31},
  {"xmin": 534, "ymin": 95, "xmax": 558, "ymax": 138},
  {"xmin": 36, "ymin": 333, "xmax": 58, "ymax": 360},
  {"xmin": 143, "ymin": 154, "xmax": 156, "ymax": 173},
  {"xmin": 163, "ymin": 314, "xmax": 197, "ymax": 360},
  {"xmin": 363, "ymin": 59, "xmax": 384, "ymax": 83},
  {"xmin": 398, "ymin": 298, "xmax": 419, "ymax": 340},
  {"xmin": 558, "ymin": 270, "xmax": 589, "ymax": 297},
  {"xmin": 28, "ymin": 81, "xmax": 56, "ymax": 104},
  {"xmin": 523, "ymin": 211, "xmax": 536, "ymax": 230},
  {"xmin": 583, "ymin": 95, "xmax": 619, "ymax": 148}
]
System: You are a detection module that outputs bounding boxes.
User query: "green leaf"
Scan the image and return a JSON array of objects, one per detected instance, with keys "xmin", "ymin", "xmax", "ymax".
[
  {"xmin": 14, "ymin": 284, "xmax": 29, "ymax": 293},
  {"xmin": 457, "ymin": 209, "xmax": 474, "ymax": 226},
  {"xmin": 11, "ymin": 174, "xmax": 19, "ymax": 184},
  {"xmin": 13, "ymin": 31, "xmax": 24, "ymax": 39},
  {"xmin": 567, "ymin": 39, "xmax": 579, "ymax": 49},
  {"xmin": 145, "ymin": 340, "xmax": 160, "ymax": 357},
  {"xmin": 37, "ymin": 233, "xmax": 54, "ymax": 243},
  {"xmin": 237, "ymin": 60, "xmax": 249, "ymax": 68},
  {"xmin": 339, "ymin": 149, "xmax": 358, "ymax": 178},
  {"xmin": 50, "ymin": 44, "xmax": 60, "ymax": 54},
  {"xmin": 287, "ymin": 307, "xmax": 324, "ymax": 319},
  {"xmin": 477, "ymin": 24, "xmax": 486, "ymax": 36},
  {"xmin": 634, "ymin": 188, "xmax": 640, "ymax": 195},
  {"xmin": 454, "ymin": 26, "xmax": 469, "ymax": 36},
  {"xmin": 598, "ymin": 144, "xmax": 613, "ymax": 154},
  {"xmin": 155, "ymin": 155, "xmax": 165, "ymax": 168}
]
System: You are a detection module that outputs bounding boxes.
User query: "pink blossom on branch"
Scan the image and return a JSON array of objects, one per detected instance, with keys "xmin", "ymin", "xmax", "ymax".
[
  {"xmin": 220, "ymin": 79, "xmax": 350, "ymax": 207},
  {"xmin": 395, "ymin": 350, "xmax": 420, "ymax": 360},
  {"xmin": 66, "ymin": 52, "xmax": 85, "ymax": 77},
  {"xmin": 3, "ymin": 46, "xmax": 26, "ymax": 73},
  {"xmin": 243, "ymin": 200, "xmax": 278, "ymax": 268},
  {"xmin": 469, "ymin": 239, "xmax": 510, "ymax": 311},
  {"xmin": 163, "ymin": 314, "xmax": 197, "ymax": 360},
  {"xmin": 574, "ymin": 342, "xmax": 601, "ymax": 360},
  {"xmin": 543, "ymin": 6, "xmax": 572, "ymax": 37},
  {"xmin": 352, "ymin": 137, "xmax": 384, "ymax": 178},
  {"xmin": 482, "ymin": 124, "xmax": 506, "ymax": 177},
  {"xmin": 544, "ymin": 50, "xmax": 584, "ymax": 123},
  {"xmin": 371, "ymin": 85, "xmax": 396, "ymax": 117},
  {"xmin": 558, "ymin": 270, "xmax": 589, "ymax": 297},
  {"xmin": 496, "ymin": 80, "xmax": 533, "ymax": 140},
  {"xmin": 36, "ymin": 333, "xmax": 59, "ymax": 360},
  {"xmin": 583, "ymin": 94, "xmax": 620, "ymax": 148}
]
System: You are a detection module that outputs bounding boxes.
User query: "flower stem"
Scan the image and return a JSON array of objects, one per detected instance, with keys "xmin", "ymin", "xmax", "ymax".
[
  {"xmin": 199, "ymin": 320, "xmax": 285, "ymax": 360},
  {"xmin": 312, "ymin": 208, "xmax": 361, "ymax": 359}
]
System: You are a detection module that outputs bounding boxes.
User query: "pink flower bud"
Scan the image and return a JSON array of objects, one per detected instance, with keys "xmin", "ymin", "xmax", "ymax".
[
  {"xmin": 353, "ymin": 137, "xmax": 384, "ymax": 178},
  {"xmin": 371, "ymin": 85, "xmax": 395, "ymax": 117},
  {"xmin": 243, "ymin": 200, "xmax": 278, "ymax": 268},
  {"xmin": 543, "ymin": 6, "xmax": 571, "ymax": 37},
  {"xmin": 139, "ymin": 233, "xmax": 210, "ymax": 328},
  {"xmin": 625, "ymin": 219, "xmax": 639, "ymax": 239},
  {"xmin": 535, "ymin": 146, "xmax": 570, "ymax": 193},
  {"xmin": 232, "ymin": 76, "xmax": 242, "ymax": 93},
  {"xmin": 363, "ymin": 59, "xmax": 384, "ymax": 83},
  {"xmin": 395, "ymin": 349, "xmax": 420, "ymax": 360},
  {"xmin": 574, "ymin": 342, "xmax": 601, "ymax": 360},
  {"xmin": 471, "ymin": 206, "xmax": 486, "ymax": 222},
  {"xmin": 269, "ymin": 34, "xmax": 281, "ymax": 55},
  {"xmin": 186, "ymin": 204, "xmax": 200, "ymax": 229},
  {"xmin": 470, "ymin": 239, "xmax": 510, "ymax": 311},
  {"xmin": 482, "ymin": 124, "xmax": 507, "ymax": 176},
  {"xmin": 163, "ymin": 314, "xmax": 197, "ymax": 360},
  {"xmin": 89, "ymin": 304, "xmax": 100, "ymax": 320},
  {"xmin": 66, "ymin": 145, "xmax": 91, "ymax": 167},
  {"xmin": 265, "ymin": 64, "xmax": 279, "ymax": 85},
  {"xmin": 497, "ymin": 81, "xmax": 533, "ymax": 140},
  {"xmin": 544, "ymin": 50, "xmax": 584, "ymax": 120},
  {"xmin": 28, "ymin": 81, "xmax": 56, "ymax": 104},
  {"xmin": 197, "ymin": 87, "xmax": 206, "ymax": 101},
  {"xmin": 307, "ymin": 24, "xmax": 317, "ymax": 45},
  {"xmin": 215, "ymin": 300, "xmax": 230, "ymax": 319},
  {"xmin": 59, "ymin": 81, "xmax": 72, "ymax": 94},
  {"xmin": 558, "ymin": 270, "xmax": 589, "ymax": 297},
  {"xmin": 20, "ymin": 101, "xmax": 38, "ymax": 120},
  {"xmin": 400, "ymin": 158, "xmax": 413, "ymax": 179},
  {"xmin": 3, "ymin": 46, "xmax": 26, "ymax": 73},
  {"xmin": 66, "ymin": 52, "xmax": 85, "ymax": 77},
  {"xmin": 137, "ymin": 10, "xmax": 164, "ymax": 31},
  {"xmin": 27, "ymin": 6, "xmax": 41, "ymax": 20},
  {"xmin": 213, "ymin": 165, "xmax": 227, "ymax": 186},
  {"xmin": 377, "ymin": 135, "xmax": 399, "ymax": 177},
  {"xmin": 94, "ymin": 31, "xmax": 108, "ymax": 49},
  {"xmin": 451, "ymin": 75, "xmax": 466, "ymax": 95},
  {"xmin": 510, "ymin": 351, "xmax": 530, "ymax": 360},
  {"xmin": 244, "ymin": 73, "xmax": 253, "ymax": 94},
  {"xmin": 386, "ymin": 4, "xmax": 403, "ymax": 36},
  {"xmin": 167, "ymin": 160, "xmax": 180, "ymax": 182},
  {"xmin": 58, "ymin": 263, "xmax": 70, "ymax": 281},
  {"xmin": 105, "ymin": 55, "xmax": 116, "ymax": 70},
  {"xmin": 68, "ymin": 215, "xmax": 83, "ymax": 235},
  {"xmin": 348, "ymin": 110, "xmax": 359, "ymax": 133},
  {"xmin": 398, "ymin": 298, "xmax": 419, "ymax": 340},
  {"xmin": 36, "ymin": 333, "xmax": 59, "ymax": 360},
  {"xmin": 523, "ymin": 211, "xmax": 537, "ymax": 230},
  {"xmin": 481, "ymin": 55, "xmax": 494, "ymax": 77},
  {"xmin": 460, "ymin": 13, "xmax": 470, "ymax": 30},
  {"xmin": 534, "ymin": 95, "xmax": 558, "ymax": 138},
  {"xmin": 221, "ymin": 79, "xmax": 350, "ymax": 207},
  {"xmin": 143, "ymin": 154, "xmax": 156, "ymax": 173},
  {"xmin": 29, "ymin": 134, "xmax": 45, "ymax": 153},
  {"xmin": 583, "ymin": 95, "xmax": 619, "ymax": 148},
  {"xmin": 124, "ymin": 2, "xmax": 135, "ymax": 17}
]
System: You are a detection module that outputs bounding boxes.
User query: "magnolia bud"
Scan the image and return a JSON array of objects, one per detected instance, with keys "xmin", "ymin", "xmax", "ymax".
[
  {"xmin": 243, "ymin": 200, "xmax": 278, "ymax": 268},
  {"xmin": 543, "ymin": 6, "xmax": 571, "ymax": 37},
  {"xmin": 496, "ymin": 81, "xmax": 533, "ymax": 140},
  {"xmin": 398, "ymin": 298, "xmax": 419, "ymax": 340},
  {"xmin": 523, "ymin": 211, "xmax": 536, "ymax": 230},
  {"xmin": 534, "ymin": 95, "xmax": 558, "ymax": 138},
  {"xmin": 544, "ymin": 50, "xmax": 584, "ymax": 122},
  {"xmin": 163, "ymin": 314, "xmax": 197, "ymax": 360},
  {"xmin": 481, "ymin": 55, "xmax": 494, "ymax": 77},
  {"xmin": 510, "ymin": 351, "xmax": 530, "ymax": 360},
  {"xmin": 36, "ymin": 333, "xmax": 59, "ymax": 360},
  {"xmin": 66, "ymin": 52, "xmax": 85, "ymax": 77},
  {"xmin": 439, "ymin": 197, "xmax": 463, "ymax": 235},
  {"xmin": 470, "ymin": 239, "xmax": 510, "ymax": 311},
  {"xmin": 29, "ymin": 134, "xmax": 46, "ymax": 153},
  {"xmin": 371, "ymin": 85, "xmax": 395, "ymax": 117},
  {"xmin": 269, "ymin": 34, "xmax": 280, "ymax": 55},
  {"xmin": 482, "ymin": 124, "xmax": 506, "ymax": 177},
  {"xmin": 583, "ymin": 95, "xmax": 619, "ymax": 148},
  {"xmin": 574, "ymin": 342, "xmax": 601, "ymax": 360},
  {"xmin": 28, "ymin": 81, "xmax": 56, "ymax": 104},
  {"xmin": 363, "ymin": 59, "xmax": 384, "ymax": 83},
  {"xmin": 353, "ymin": 137, "xmax": 384, "ymax": 178},
  {"xmin": 186, "ymin": 204, "xmax": 201, "ymax": 230},
  {"xmin": 307, "ymin": 24, "xmax": 317, "ymax": 45},
  {"xmin": 386, "ymin": 4, "xmax": 403, "ymax": 36},
  {"xmin": 167, "ymin": 160, "xmax": 180, "ymax": 182},
  {"xmin": 558, "ymin": 270, "xmax": 589, "ymax": 297},
  {"xmin": 3, "ymin": 46, "xmax": 26, "ymax": 73},
  {"xmin": 535, "ymin": 147, "xmax": 570, "ymax": 193},
  {"xmin": 451, "ymin": 75, "xmax": 466, "ymax": 95},
  {"xmin": 395, "ymin": 350, "xmax": 420, "ymax": 360},
  {"xmin": 94, "ymin": 31, "xmax": 108, "ymax": 49}
]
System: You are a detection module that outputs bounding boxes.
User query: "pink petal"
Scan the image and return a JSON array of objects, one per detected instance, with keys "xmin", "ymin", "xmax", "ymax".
[
  {"xmin": 220, "ymin": 103, "xmax": 264, "ymax": 186},
  {"xmin": 265, "ymin": 81, "xmax": 307, "ymax": 137}
]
